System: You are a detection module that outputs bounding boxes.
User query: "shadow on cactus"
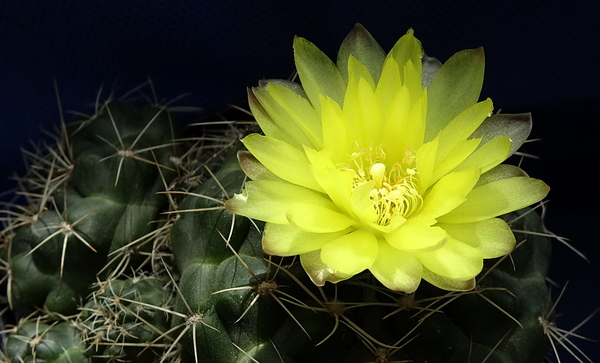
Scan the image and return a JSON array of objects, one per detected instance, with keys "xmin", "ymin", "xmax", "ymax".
[{"xmin": 0, "ymin": 26, "xmax": 596, "ymax": 363}]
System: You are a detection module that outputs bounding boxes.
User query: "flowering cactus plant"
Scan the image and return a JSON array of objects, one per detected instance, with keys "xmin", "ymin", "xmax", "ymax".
[{"xmin": 3, "ymin": 24, "xmax": 591, "ymax": 363}]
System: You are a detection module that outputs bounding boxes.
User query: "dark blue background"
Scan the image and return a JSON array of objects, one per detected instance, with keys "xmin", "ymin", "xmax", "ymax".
[{"xmin": 1, "ymin": 1, "xmax": 598, "ymax": 361}]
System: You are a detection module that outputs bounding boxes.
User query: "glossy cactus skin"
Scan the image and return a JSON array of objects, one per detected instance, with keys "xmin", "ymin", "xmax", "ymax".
[
  {"xmin": 4, "ymin": 321, "xmax": 88, "ymax": 363},
  {"xmin": 6, "ymin": 101, "xmax": 182, "ymax": 317}
]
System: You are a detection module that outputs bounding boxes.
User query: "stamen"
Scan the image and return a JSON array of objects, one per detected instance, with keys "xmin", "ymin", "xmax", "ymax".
[{"xmin": 348, "ymin": 146, "xmax": 422, "ymax": 226}]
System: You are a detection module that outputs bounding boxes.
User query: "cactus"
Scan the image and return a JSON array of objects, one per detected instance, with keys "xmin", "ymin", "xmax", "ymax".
[
  {"xmin": 77, "ymin": 276, "xmax": 174, "ymax": 362},
  {"xmin": 0, "ymin": 26, "xmax": 592, "ymax": 363},
  {"xmin": 2, "ymin": 99, "xmax": 183, "ymax": 318},
  {"xmin": 4, "ymin": 320, "xmax": 88, "ymax": 363}
]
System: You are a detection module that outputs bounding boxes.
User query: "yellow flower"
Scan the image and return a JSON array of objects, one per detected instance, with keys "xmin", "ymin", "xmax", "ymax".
[{"xmin": 225, "ymin": 25, "xmax": 549, "ymax": 292}]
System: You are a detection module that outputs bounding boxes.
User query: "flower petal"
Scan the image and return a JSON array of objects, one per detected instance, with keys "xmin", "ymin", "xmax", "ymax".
[
  {"xmin": 370, "ymin": 240, "xmax": 422, "ymax": 292},
  {"xmin": 453, "ymin": 136, "xmax": 511, "ymax": 174},
  {"xmin": 304, "ymin": 147, "xmax": 355, "ymax": 217},
  {"xmin": 266, "ymin": 82, "xmax": 323, "ymax": 148},
  {"xmin": 416, "ymin": 137, "xmax": 439, "ymax": 191},
  {"xmin": 347, "ymin": 55, "xmax": 376, "ymax": 90},
  {"xmin": 224, "ymin": 180, "xmax": 336, "ymax": 224},
  {"xmin": 398, "ymin": 87, "xmax": 427, "ymax": 152},
  {"xmin": 350, "ymin": 180, "xmax": 378, "ymax": 225},
  {"xmin": 414, "ymin": 238, "xmax": 483, "ymax": 280},
  {"xmin": 320, "ymin": 230, "xmax": 378, "ymax": 275},
  {"xmin": 429, "ymin": 138, "xmax": 481, "ymax": 185},
  {"xmin": 476, "ymin": 164, "xmax": 528, "ymax": 186},
  {"xmin": 294, "ymin": 36, "xmax": 346, "ymax": 115},
  {"xmin": 252, "ymin": 86, "xmax": 317, "ymax": 149},
  {"xmin": 248, "ymin": 88, "xmax": 299, "ymax": 148},
  {"xmin": 300, "ymin": 250, "xmax": 353, "ymax": 286},
  {"xmin": 402, "ymin": 59, "xmax": 423, "ymax": 104},
  {"xmin": 259, "ymin": 78, "xmax": 307, "ymax": 98},
  {"xmin": 422, "ymin": 55, "xmax": 442, "ymax": 88},
  {"xmin": 438, "ymin": 177, "xmax": 550, "ymax": 223},
  {"xmin": 237, "ymin": 151, "xmax": 283, "ymax": 182},
  {"xmin": 388, "ymin": 29, "xmax": 423, "ymax": 83},
  {"xmin": 426, "ymin": 47, "xmax": 485, "ymax": 141},
  {"xmin": 385, "ymin": 220, "xmax": 448, "ymax": 251},
  {"xmin": 263, "ymin": 223, "xmax": 346, "ymax": 256},
  {"xmin": 344, "ymin": 71, "xmax": 381, "ymax": 147},
  {"xmin": 436, "ymin": 98, "xmax": 493, "ymax": 161},
  {"xmin": 421, "ymin": 267, "xmax": 476, "ymax": 291},
  {"xmin": 471, "ymin": 113, "xmax": 532, "ymax": 158},
  {"xmin": 418, "ymin": 168, "xmax": 480, "ymax": 220},
  {"xmin": 243, "ymin": 134, "xmax": 323, "ymax": 192},
  {"xmin": 337, "ymin": 24, "xmax": 386, "ymax": 84},
  {"xmin": 381, "ymin": 85, "xmax": 410, "ymax": 161},
  {"xmin": 321, "ymin": 95, "xmax": 352, "ymax": 164},
  {"xmin": 376, "ymin": 56, "xmax": 403, "ymax": 111},
  {"xmin": 286, "ymin": 203, "xmax": 356, "ymax": 233},
  {"xmin": 437, "ymin": 218, "xmax": 516, "ymax": 258}
]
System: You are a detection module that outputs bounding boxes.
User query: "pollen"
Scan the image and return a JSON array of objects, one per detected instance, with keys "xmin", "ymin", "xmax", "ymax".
[{"xmin": 350, "ymin": 148, "xmax": 422, "ymax": 226}]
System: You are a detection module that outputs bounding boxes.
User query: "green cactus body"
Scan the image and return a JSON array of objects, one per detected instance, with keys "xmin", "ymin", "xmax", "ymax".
[
  {"xmin": 78, "ymin": 277, "xmax": 173, "ymax": 362},
  {"xmin": 6, "ymin": 101, "xmax": 182, "ymax": 317},
  {"xmin": 4, "ymin": 321, "xmax": 88, "ymax": 363},
  {"xmin": 169, "ymin": 149, "xmax": 552, "ymax": 363}
]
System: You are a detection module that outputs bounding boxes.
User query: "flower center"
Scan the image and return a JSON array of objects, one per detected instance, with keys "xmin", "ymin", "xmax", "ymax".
[{"xmin": 348, "ymin": 147, "xmax": 422, "ymax": 226}]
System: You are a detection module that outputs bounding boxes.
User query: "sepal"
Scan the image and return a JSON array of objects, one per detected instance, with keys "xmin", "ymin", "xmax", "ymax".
[{"xmin": 337, "ymin": 23, "xmax": 386, "ymax": 84}]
